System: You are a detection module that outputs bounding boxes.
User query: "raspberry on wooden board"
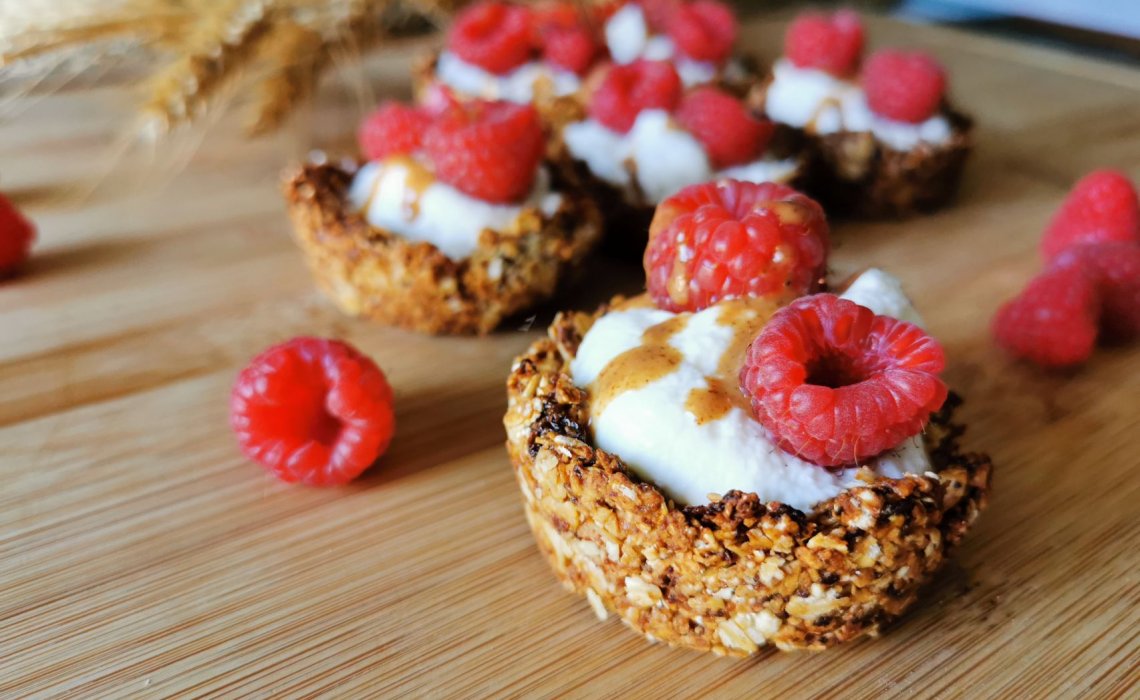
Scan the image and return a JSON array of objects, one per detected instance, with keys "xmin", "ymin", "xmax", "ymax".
[
  {"xmin": 992, "ymin": 262, "xmax": 1102, "ymax": 369},
  {"xmin": 230, "ymin": 338, "xmax": 396, "ymax": 486},
  {"xmin": 0, "ymin": 193, "xmax": 35, "ymax": 277},
  {"xmin": 1040, "ymin": 170, "xmax": 1140, "ymax": 259}
]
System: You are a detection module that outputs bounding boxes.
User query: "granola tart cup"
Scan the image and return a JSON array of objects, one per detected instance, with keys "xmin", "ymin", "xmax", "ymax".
[
  {"xmin": 504, "ymin": 307, "xmax": 992, "ymax": 655},
  {"xmin": 749, "ymin": 85, "xmax": 973, "ymax": 218},
  {"xmin": 282, "ymin": 161, "xmax": 603, "ymax": 335}
]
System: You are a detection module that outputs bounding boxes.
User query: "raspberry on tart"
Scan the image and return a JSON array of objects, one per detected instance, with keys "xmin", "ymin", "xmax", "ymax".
[
  {"xmin": 784, "ymin": 9, "xmax": 864, "ymax": 77},
  {"xmin": 644, "ymin": 180, "xmax": 828, "ymax": 311},
  {"xmin": 230, "ymin": 337, "xmax": 396, "ymax": 486},
  {"xmin": 357, "ymin": 102, "xmax": 433, "ymax": 161},
  {"xmin": 448, "ymin": 0, "xmax": 534, "ymax": 75},
  {"xmin": 863, "ymin": 49, "xmax": 947, "ymax": 124},
  {"xmin": 757, "ymin": 9, "xmax": 972, "ymax": 217},
  {"xmin": 667, "ymin": 0, "xmax": 737, "ymax": 64},
  {"xmin": 588, "ymin": 59, "xmax": 684, "ymax": 133},
  {"xmin": 281, "ymin": 94, "xmax": 603, "ymax": 334},
  {"xmin": 674, "ymin": 86, "xmax": 776, "ymax": 169},
  {"xmin": 424, "ymin": 99, "xmax": 545, "ymax": 203},
  {"xmin": 740, "ymin": 293, "xmax": 948, "ymax": 467},
  {"xmin": 1039, "ymin": 169, "xmax": 1140, "ymax": 259},
  {"xmin": 0, "ymin": 193, "xmax": 35, "ymax": 278}
]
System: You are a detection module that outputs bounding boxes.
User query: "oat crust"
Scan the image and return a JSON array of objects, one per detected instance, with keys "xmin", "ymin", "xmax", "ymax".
[
  {"xmin": 504, "ymin": 309, "xmax": 992, "ymax": 654},
  {"xmin": 282, "ymin": 162, "xmax": 603, "ymax": 335}
]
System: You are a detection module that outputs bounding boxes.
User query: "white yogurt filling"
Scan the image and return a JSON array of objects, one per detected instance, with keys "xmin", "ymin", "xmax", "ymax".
[
  {"xmin": 570, "ymin": 269, "xmax": 932, "ymax": 513},
  {"xmin": 347, "ymin": 158, "xmax": 563, "ymax": 260},
  {"xmin": 604, "ymin": 3, "xmax": 718, "ymax": 86},
  {"xmin": 435, "ymin": 50, "xmax": 582, "ymax": 104},
  {"xmin": 563, "ymin": 109, "xmax": 798, "ymax": 204},
  {"xmin": 764, "ymin": 59, "xmax": 952, "ymax": 151}
]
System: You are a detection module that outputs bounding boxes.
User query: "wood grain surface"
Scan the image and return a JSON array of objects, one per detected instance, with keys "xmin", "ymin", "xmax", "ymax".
[{"xmin": 2, "ymin": 15, "xmax": 1139, "ymax": 699}]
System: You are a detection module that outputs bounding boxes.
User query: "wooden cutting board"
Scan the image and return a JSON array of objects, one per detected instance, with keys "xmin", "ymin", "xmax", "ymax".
[{"xmin": 2, "ymin": 15, "xmax": 1138, "ymax": 699}]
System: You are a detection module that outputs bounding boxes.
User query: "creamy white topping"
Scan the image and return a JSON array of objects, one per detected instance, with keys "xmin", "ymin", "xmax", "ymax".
[
  {"xmin": 435, "ymin": 50, "xmax": 581, "ymax": 104},
  {"xmin": 347, "ymin": 158, "xmax": 562, "ymax": 260},
  {"xmin": 570, "ymin": 269, "xmax": 932, "ymax": 512},
  {"xmin": 604, "ymin": 3, "xmax": 718, "ymax": 86},
  {"xmin": 563, "ymin": 109, "xmax": 798, "ymax": 204},
  {"xmin": 764, "ymin": 59, "xmax": 952, "ymax": 151}
]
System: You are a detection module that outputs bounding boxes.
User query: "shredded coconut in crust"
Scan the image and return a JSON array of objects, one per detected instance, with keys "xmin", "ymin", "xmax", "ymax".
[
  {"xmin": 282, "ymin": 163, "xmax": 603, "ymax": 335},
  {"xmin": 504, "ymin": 308, "xmax": 991, "ymax": 654}
]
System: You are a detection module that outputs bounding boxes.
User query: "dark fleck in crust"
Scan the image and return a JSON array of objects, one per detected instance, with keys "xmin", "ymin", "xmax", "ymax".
[
  {"xmin": 282, "ymin": 162, "xmax": 603, "ymax": 335},
  {"xmin": 504, "ymin": 309, "xmax": 992, "ymax": 654},
  {"xmin": 748, "ymin": 78, "xmax": 974, "ymax": 219}
]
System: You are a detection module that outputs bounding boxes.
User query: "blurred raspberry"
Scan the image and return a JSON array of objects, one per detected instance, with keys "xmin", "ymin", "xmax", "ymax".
[
  {"xmin": 863, "ymin": 49, "xmax": 946, "ymax": 123},
  {"xmin": 668, "ymin": 0, "xmax": 737, "ymax": 63},
  {"xmin": 448, "ymin": 1, "xmax": 534, "ymax": 74},
  {"xmin": 675, "ymin": 86, "xmax": 775, "ymax": 168},
  {"xmin": 1040, "ymin": 170, "xmax": 1140, "ymax": 259},
  {"xmin": 784, "ymin": 10, "xmax": 864, "ymax": 77},
  {"xmin": 0, "ymin": 193, "xmax": 34, "ymax": 278},
  {"xmin": 588, "ymin": 59, "xmax": 682, "ymax": 133},
  {"xmin": 357, "ymin": 102, "xmax": 432, "ymax": 160}
]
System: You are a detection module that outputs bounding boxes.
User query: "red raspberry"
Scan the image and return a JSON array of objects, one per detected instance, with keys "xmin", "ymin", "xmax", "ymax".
[
  {"xmin": 588, "ymin": 60, "xmax": 682, "ymax": 133},
  {"xmin": 543, "ymin": 26, "xmax": 598, "ymax": 74},
  {"xmin": 230, "ymin": 337, "xmax": 396, "ymax": 486},
  {"xmin": 1053, "ymin": 242, "xmax": 1140, "ymax": 341},
  {"xmin": 644, "ymin": 180, "xmax": 829, "ymax": 312},
  {"xmin": 424, "ymin": 99, "xmax": 544, "ymax": 203},
  {"xmin": 448, "ymin": 1, "xmax": 534, "ymax": 75},
  {"xmin": 1040, "ymin": 170, "xmax": 1140, "ymax": 259},
  {"xmin": 784, "ymin": 10, "xmax": 864, "ymax": 77},
  {"xmin": 639, "ymin": 0, "xmax": 680, "ymax": 32},
  {"xmin": 674, "ymin": 87, "xmax": 775, "ymax": 168},
  {"xmin": 0, "ymin": 193, "xmax": 35, "ymax": 277},
  {"xmin": 668, "ymin": 0, "xmax": 737, "ymax": 64},
  {"xmin": 357, "ymin": 102, "xmax": 432, "ymax": 161},
  {"xmin": 740, "ymin": 294, "xmax": 947, "ymax": 468},
  {"xmin": 863, "ymin": 49, "xmax": 946, "ymax": 123},
  {"xmin": 992, "ymin": 262, "xmax": 1101, "ymax": 369}
]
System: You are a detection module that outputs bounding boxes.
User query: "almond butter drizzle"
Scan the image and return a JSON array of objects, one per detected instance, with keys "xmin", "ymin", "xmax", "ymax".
[
  {"xmin": 591, "ymin": 297, "xmax": 779, "ymax": 424},
  {"xmin": 806, "ymin": 95, "xmax": 844, "ymax": 134},
  {"xmin": 360, "ymin": 155, "xmax": 435, "ymax": 220},
  {"xmin": 590, "ymin": 315, "xmax": 687, "ymax": 416}
]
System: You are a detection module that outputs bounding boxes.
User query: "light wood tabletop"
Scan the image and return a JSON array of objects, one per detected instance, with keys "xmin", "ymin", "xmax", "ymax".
[{"xmin": 2, "ymin": 14, "xmax": 1138, "ymax": 699}]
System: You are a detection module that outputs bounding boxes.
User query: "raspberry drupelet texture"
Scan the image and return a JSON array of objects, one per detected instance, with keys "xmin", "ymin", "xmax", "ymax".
[
  {"xmin": 863, "ymin": 49, "xmax": 946, "ymax": 124},
  {"xmin": 230, "ymin": 337, "xmax": 396, "ymax": 486},
  {"xmin": 740, "ymin": 294, "xmax": 948, "ymax": 468},
  {"xmin": 0, "ymin": 193, "xmax": 35, "ymax": 277},
  {"xmin": 784, "ymin": 10, "xmax": 864, "ymax": 77},
  {"xmin": 423, "ymin": 99, "xmax": 544, "ymax": 203},
  {"xmin": 588, "ymin": 60, "xmax": 683, "ymax": 133},
  {"xmin": 1040, "ymin": 170, "xmax": 1140, "ymax": 260},
  {"xmin": 357, "ymin": 102, "xmax": 432, "ymax": 161},
  {"xmin": 668, "ymin": 0, "xmax": 737, "ymax": 63},
  {"xmin": 448, "ymin": 1, "xmax": 534, "ymax": 75},
  {"xmin": 992, "ymin": 262, "xmax": 1101, "ymax": 369},
  {"xmin": 674, "ymin": 87, "xmax": 775, "ymax": 168},
  {"xmin": 644, "ymin": 180, "xmax": 828, "ymax": 312}
]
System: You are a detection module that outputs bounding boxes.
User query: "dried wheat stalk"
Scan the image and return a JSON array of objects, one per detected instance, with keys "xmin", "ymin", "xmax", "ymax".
[{"xmin": 0, "ymin": 0, "xmax": 462, "ymax": 138}]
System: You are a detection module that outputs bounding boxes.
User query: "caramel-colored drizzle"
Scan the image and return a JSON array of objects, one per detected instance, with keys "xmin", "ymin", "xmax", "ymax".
[
  {"xmin": 590, "ymin": 315, "xmax": 687, "ymax": 416},
  {"xmin": 806, "ymin": 95, "xmax": 844, "ymax": 134},
  {"xmin": 360, "ymin": 156, "xmax": 435, "ymax": 220},
  {"xmin": 685, "ymin": 297, "xmax": 779, "ymax": 425},
  {"xmin": 591, "ymin": 297, "xmax": 779, "ymax": 425}
]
